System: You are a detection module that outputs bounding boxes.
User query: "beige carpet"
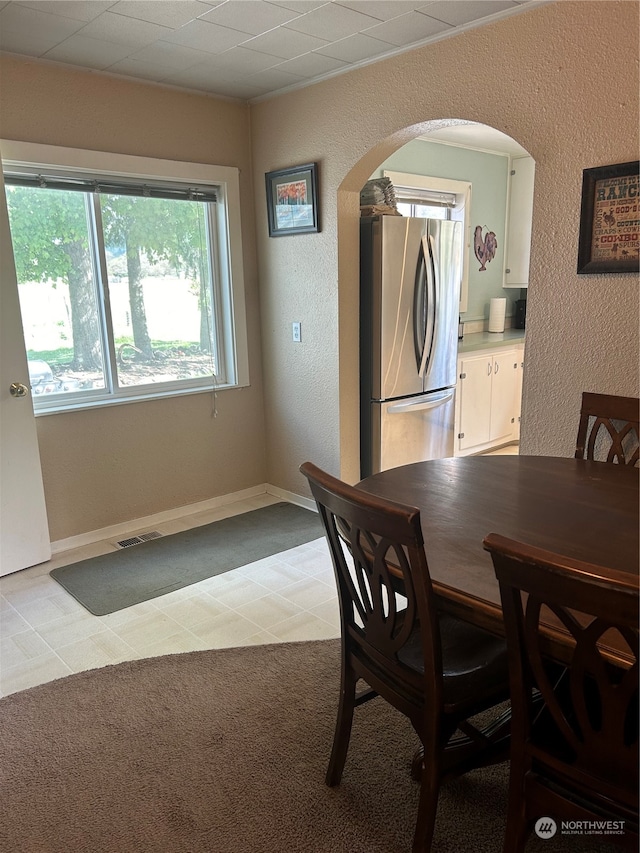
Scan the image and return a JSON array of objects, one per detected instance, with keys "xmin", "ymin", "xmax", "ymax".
[{"xmin": 0, "ymin": 640, "xmax": 618, "ymax": 852}]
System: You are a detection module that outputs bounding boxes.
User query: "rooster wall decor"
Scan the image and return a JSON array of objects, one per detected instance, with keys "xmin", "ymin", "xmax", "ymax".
[{"xmin": 474, "ymin": 226, "xmax": 498, "ymax": 271}]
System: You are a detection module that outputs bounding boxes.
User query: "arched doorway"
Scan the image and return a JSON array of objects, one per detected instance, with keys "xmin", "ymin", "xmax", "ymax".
[{"xmin": 336, "ymin": 120, "xmax": 534, "ymax": 483}]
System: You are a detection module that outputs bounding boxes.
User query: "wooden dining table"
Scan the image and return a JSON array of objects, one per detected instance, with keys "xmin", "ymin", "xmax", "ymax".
[{"xmin": 357, "ymin": 454, "xmax": 639, "ymax": 666}]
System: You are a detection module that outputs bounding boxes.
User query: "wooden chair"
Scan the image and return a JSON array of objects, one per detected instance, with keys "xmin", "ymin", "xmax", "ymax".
[
  {"xmin": 484, "ymin": 533, "xmax": 639, "ymax": 852},
  {"xmin": 575, "ymin": 391, "xmax": 639, "ymax": 465},
  {"xmin": 300, "ymin": 461, "xmax": 511, "ymax": 853}
]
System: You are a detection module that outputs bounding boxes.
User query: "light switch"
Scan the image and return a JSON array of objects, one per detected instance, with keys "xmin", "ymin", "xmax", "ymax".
[{"xmin": 292, "ymin": 322, "xmax": 301, "ymax": 342}]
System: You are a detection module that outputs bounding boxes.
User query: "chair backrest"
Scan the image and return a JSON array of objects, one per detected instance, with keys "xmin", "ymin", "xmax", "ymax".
[
  {"xmin": 484, "ymin": 533, "xmax": 639, "ymax": 810},
  {"xmin": 575, "ymin": 391, "xmax": 639, "ymax": 465},
  {"xmin": 300, "ymin": 461, "xmax": 441, "ymax": 707}
]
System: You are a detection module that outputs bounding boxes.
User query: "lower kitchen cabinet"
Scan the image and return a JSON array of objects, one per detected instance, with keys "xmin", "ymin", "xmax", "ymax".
[{"xmin": 454, "ymin": 346, "xmax": 523, "ymax": 455}]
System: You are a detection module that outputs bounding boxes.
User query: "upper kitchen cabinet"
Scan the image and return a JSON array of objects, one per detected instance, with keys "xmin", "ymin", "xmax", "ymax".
[{"xmin": 503, "ymin": 156, "xmax": 535, "ymax": 288}]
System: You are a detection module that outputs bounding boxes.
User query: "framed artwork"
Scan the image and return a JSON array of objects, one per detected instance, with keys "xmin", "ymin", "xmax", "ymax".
[
  {"xmin": 265, "ymin": 163, "xmax": 319, "ymax": 237},
  {"xmin": 577, "ymin": 160, "xmax": 639, "ymax": 274}
]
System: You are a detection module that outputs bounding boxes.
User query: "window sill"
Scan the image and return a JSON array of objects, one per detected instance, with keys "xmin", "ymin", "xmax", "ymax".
[{"xmin": 32, "ymin": 380, "xmax": 248, "ymax": 416}]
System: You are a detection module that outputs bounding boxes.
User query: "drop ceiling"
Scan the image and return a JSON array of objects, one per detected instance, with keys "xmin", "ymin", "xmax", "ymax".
[{"xmin": 0, "ymin": 0, "xmax": 541, "ymax": 102}]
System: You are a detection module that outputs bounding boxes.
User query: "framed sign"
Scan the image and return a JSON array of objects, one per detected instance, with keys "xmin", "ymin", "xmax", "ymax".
[
  {"xmin": 265, "ymin": 163, "xmax": 319, "ymax": 237},
  {"xmin": 577, "ymin": 160, "xmax": 639, "ymax": 274}
]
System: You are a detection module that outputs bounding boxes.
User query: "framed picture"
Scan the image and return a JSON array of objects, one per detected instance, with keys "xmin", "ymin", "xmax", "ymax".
[
  {"xmin": 265, "ymin": 163, "xmax": 319, "ymax": 237},
  {"xmin": 577, "ymin": 160, "xmax": 639, "ymax": 274}
]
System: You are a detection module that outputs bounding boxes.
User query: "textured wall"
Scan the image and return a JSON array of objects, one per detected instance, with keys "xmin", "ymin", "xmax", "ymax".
[
  {"xmin": 251, "ymin": 1, "xmax": 639, "ymax": 493},
  {"xmin": 0, "ymin": 56, "xmax": 266, "ymax": 541}
]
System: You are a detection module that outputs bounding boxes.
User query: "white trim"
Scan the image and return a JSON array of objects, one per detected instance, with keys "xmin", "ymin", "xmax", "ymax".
[
  {"xmin": 0, "ymin": 139, "xmax": 250, "ymax": 403},
  {"xmin": 50, "ymin": 483, "xmax": 316, "ymax": 554},
  {"xmin": 51, "ymin": 483, "xmax": 268, "ymax": 554},
  {"xmin": 266, "ymin": 484, "xmax": 316, "ymax": 513},
  {"xmin": 417, "ymin": 136, "xmax": 517, "ymax": 159},
  {"xmin": 384, "ymin": 169, "xmax": 471, "ymax": 313}
]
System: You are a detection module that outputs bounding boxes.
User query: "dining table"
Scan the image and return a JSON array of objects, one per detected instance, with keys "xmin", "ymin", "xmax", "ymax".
[{"xmin": 356, "ymin": 454, "xmax": 639, "ymax": 667}]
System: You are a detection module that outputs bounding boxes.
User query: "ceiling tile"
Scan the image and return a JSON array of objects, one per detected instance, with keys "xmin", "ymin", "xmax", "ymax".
[
  {"xmin": 104, "ymin": 56, "xmax": 186, "ymax": 80},
  {"xmin": 334, "ymin": 1, "xmax": 419, "ymax": 22},
  {"xmin": 0, "ymin": 0, "xmax": 538, "ymax": 102},
  {"xmin": 199, "ymin": 0, "xmax": 300, "ymax": 36},
  {"xmin": 203, "ymin": 45, "xmax": 281, "ymax": 75},
  {"xmin": 0, "ymin": 3, "xmax": 84, "ymax": 51},
  {"xmin": 419, "ymin": 1, "xmax": 518, "ymax": 27},
  {"xmin": 162, "ymin": 18, "xmax": 251, "ymax": 53},
  {"xmin": 272, "ymin": 50, "xmax": 347, "ymax": 77},
  {"xmin": 200, "ymin": 76, "xmax": 273, "ymax": 99},
  {"xmin": 78, "ymin": 11, "xmax": 174, "ymax": 48},
  {"xmin": 284, "ymin": 2, "xmax": 379, "ymax": 41},
  {"xmin": 14, "ymin": 1, "xmax": 113, "ymax": 23},
  {"xmin": 267, "ymin": 1, "xmax": 327, "ymax": 12},
  {"xmin": 314, "ymin": 31, "xmax": 392, "ymax": 62},
  {"xmin": 126, "ymin": 40, "xmax": 213, "ymax": 70},
  {"xmin": 241, "ymin": 25, "xmax": 328, "ymax": 59},
  {"xmin": 109, "ymin": 1, "xmax": 215, "ymax": 30},
  {"xmin": 362, "ymin": 10, "xmax": 451, "ymax": 46},
  {"xmin": 161, "ymin": 62, "xmax": 230, "ymax": 88},
  {"xmin": 0, "ymin": 27, "xmax": 66, "ymax": 56},
  {"xmin": 43, "ymin": 35, "xmax": 134, "ymax": 68},
  {"xmin": 161, "ymin": 61, "xmax": 265, "ymax": 95},
  {"xmin": 243, "ymin": 64, "xmax": 304, "ymax": 89}
]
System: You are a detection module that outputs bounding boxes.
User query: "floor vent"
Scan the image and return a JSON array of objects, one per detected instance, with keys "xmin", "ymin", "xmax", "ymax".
[{"xmin": 115, "ymin": 531, "xmax": 163, "ymax": 549}]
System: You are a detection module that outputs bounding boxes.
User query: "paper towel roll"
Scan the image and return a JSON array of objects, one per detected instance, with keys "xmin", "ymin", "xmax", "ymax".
[{"xmin": 488, "ymin": 297, "xmax": 507, "ymax": 333}]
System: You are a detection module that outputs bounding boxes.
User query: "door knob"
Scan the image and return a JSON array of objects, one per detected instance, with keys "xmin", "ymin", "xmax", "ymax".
[{"xmin": 9, "ymin": 382, "xmax": 29, "ymax": 398}]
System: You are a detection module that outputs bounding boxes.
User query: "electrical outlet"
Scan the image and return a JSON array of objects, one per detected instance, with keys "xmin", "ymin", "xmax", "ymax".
[{"xmin": 292, "ymin": 322, "xmax": 301, "ymax": 342}]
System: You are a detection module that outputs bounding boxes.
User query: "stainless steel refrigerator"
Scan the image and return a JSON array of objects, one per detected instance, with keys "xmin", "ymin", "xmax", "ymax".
[{"xmin": 360, "ymin": 215, "xmax": 462, "ymax": 477}]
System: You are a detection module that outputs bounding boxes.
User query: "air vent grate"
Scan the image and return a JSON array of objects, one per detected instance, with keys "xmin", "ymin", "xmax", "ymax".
[{"xmin": 115, "ymin": 531, "xmax": 163, "ymax": 549}]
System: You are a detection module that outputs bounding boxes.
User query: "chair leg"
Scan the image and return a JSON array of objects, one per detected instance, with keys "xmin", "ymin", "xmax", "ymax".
[
  {"xmin": 503, "ymin": 812, "xmax": 528, "ymax": 853},
  {"xmin": 412, "ymin": 749, "xmax": 441, "ymax": 853},
  {"xmin": 325, "ymin": 662, "xmax": 358, "ymax": 787},
  {"xmin": 502, "ymin": 765, "xmax": 529, "ymax": 853}
]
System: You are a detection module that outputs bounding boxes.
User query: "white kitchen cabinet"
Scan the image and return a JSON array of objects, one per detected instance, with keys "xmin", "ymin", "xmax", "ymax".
[
  {"xmin": 503, "ymin": 156, "xmax": 535, "ymax": 288},
  {"xmin": 513, "ymin": 350, "xmax": 525, "ymax": 441},
  {"xmin": 455, "ymin": 348, "xmax": 521, "ymax": 455}
]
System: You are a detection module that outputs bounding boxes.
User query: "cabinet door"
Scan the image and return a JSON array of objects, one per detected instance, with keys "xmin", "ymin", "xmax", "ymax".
[
  {"xmin": 513, "ymin": 349, "xmax": 525, "ymax": 440},
  {"xmin": 490, "ymin": 350, "xmax": 519, "ymax": 441},
  {"xmin": 504, "ymin": 156, "xmax": 535, "ymax": 288},
  {"xmin": 458, "ymin": 354, "xmax": 492, "ymax": 450}
]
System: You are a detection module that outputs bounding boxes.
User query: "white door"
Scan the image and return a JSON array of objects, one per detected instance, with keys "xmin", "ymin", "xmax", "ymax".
[{"xmin": 0, "ymin": 162, "xmax": 51, "ymax": 575}]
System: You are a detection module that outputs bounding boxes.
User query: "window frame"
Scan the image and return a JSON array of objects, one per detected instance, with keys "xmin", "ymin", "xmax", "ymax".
[
  {"xmin": 384, "ymin": 170, "xmax": 472, "ymax": 313},
  {"xmin": 1, "ymin": 140, "xmax": 249, "ymax": 415}
]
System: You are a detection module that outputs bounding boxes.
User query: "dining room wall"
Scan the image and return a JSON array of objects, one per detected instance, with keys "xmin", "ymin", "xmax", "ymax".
[
  {"xmin": 0, "ymin": 55, "xmax": 267, "ymax": 541},
  {"xmin": 251, "ymin": 0, "xmax": 639, "ymax": 494}
]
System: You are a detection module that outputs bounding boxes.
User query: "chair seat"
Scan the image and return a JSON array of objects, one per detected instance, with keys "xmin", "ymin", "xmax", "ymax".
[{"xmin": 398, "ymin": 612, "xmax": 509, "ymax": 710}]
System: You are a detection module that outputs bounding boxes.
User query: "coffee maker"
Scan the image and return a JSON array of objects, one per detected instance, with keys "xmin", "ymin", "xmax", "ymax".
[{"xmin": 514, "ymin": 298, "xmax": 527, "ymax": 329}]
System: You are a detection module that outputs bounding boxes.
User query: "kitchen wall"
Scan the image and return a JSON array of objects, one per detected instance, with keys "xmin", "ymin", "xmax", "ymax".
[
  {"xmin": 370, "ymin": 137, "xmax": 518, "ymax": 323},
  {"xmin": 251, "ymin": 1, "xmax": 639, "ymax": 494},
  {"xmin": 0, "ymin": 56, "xmax": 267, "ymax": 542}
]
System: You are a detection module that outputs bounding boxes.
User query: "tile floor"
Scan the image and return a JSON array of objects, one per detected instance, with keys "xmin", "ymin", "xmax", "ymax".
[
  {"xmin": 1, "ymin": 445, "xmax": 519, "ymax": 698},
  {"xmin": 0, "ymin": 493, "xmax": 339, "ymax": 698}
]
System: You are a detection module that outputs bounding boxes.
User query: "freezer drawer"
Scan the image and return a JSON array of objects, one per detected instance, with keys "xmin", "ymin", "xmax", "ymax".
[{"xmin": 363, "ymin": 390, "xmax": 455, "ymax": 476}]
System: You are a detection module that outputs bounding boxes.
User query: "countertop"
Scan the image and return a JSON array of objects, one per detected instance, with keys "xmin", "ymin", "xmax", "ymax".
[{"xmin": 457, "ymin": 329, "xmax": 525, "ymax": 354}]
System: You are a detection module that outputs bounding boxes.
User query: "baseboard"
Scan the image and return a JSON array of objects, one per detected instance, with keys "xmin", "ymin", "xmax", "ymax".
[
  {"xmin": 51, "ymin": 483, "xmax": 309, "ymax": 555},
  {"xmin": 266, "ymin": 484, "xmax": 316, "ymax": 513}
]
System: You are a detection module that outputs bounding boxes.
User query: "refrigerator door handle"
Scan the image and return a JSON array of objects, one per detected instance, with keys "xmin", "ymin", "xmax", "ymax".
[
  {"xmin": 416, "ymin": 235, "xmax": 436, "ymax": 380},
  {"xmin": 387, "ymin": 389, "xmax": 454, "ymax": 414}
]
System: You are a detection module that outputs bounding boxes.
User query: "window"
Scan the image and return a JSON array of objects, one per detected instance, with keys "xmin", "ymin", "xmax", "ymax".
[
  {"xmin": 384, "ymin": 170, "xmax": 472, "ymax": 313},
  {"xmin": 2, "ymin": 142, "xmax": 248, "ymax": 413}
]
